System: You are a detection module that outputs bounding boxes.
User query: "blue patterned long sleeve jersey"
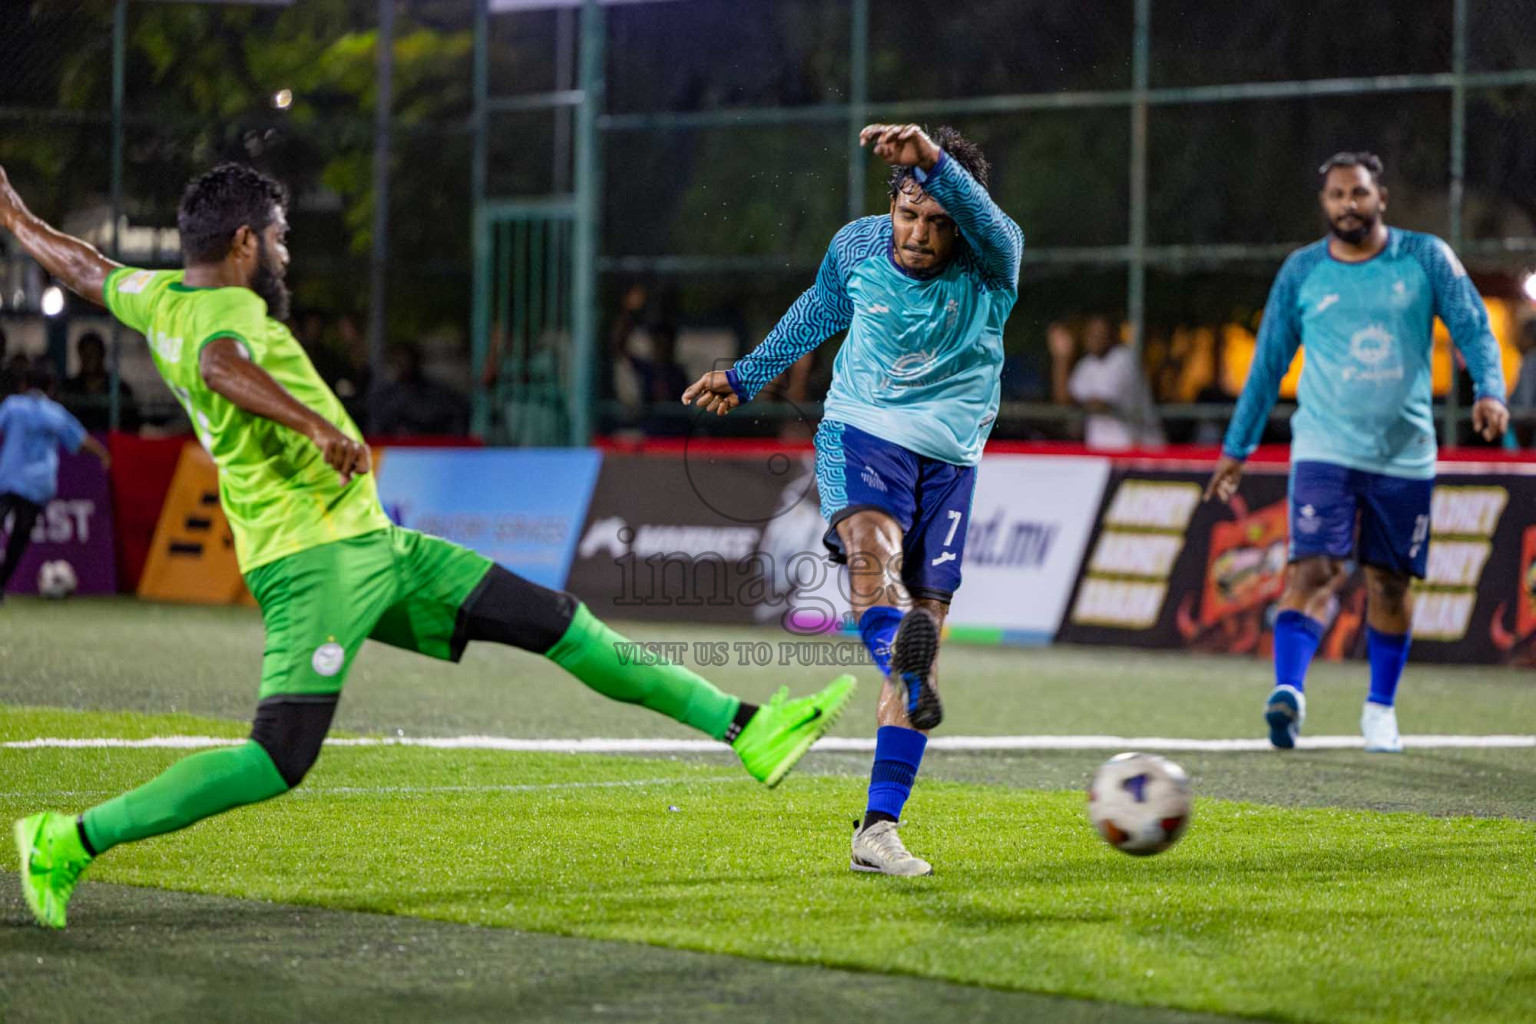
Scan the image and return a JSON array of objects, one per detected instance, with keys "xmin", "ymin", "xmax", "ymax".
[
  {"xmin": 731, "ymin": 150, "xmax": 1024, "ymax": 466},
  {"xmin": 1223, "ymin": 229, "xmax": 1506, "ymax": 479}
]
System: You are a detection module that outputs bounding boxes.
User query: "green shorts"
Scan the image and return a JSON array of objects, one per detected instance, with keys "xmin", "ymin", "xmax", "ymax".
[{"xmin": 244, "ymin": 526, "xmax": 494, "ymax": 700}]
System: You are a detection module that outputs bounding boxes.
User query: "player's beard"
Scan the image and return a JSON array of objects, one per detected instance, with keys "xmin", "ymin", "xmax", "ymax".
[
  {"xmin": 252, "ymin": 234, "xmax": 292, "ymax": 321},
  {"xmin": 1330, "ymin": 211, "xmax": 1377, "ymax": 246}
]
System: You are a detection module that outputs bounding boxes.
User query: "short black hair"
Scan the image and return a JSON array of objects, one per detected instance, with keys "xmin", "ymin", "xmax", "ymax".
[
  {"xmin": 77, "ymin": 331, "xmax": 106, "ymax": 355},
  {"xmin": 889, "ymin": 125, "xmax": 991, "ymax": 199},
  {"xmin": 177, "ymin": 163, "xmax": 288, "ymax": 264},
  {"xmin": 1318, "ymin": 151, "xmax": 1385, "ymax": 187}
]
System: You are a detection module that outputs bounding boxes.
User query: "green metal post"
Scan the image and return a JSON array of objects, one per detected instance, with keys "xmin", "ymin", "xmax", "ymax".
[
  {"xmin": 847, "ymin": 0, "xmax": 869, "ymax": 221},
  {"xmin": 108, "ymin": 0, "xmax": 127, "ymax": 433},
  {"xmin": 1445, "ymin": 0, "xmax": 1468, "ymax": 448},
  {"xmin": 366, "ymin": 0, "xmax": 394, "ymax": 435},
  {"xmin": 470, "ymin": 0, "xmax": 491, "ymax": 437},
  {"xmin": 569, "ymin": 0, "xmax": 605, "ymax": 447},
  {"xmin": 1128, "ymin": 0, "xmax": 1150, "ymax": 362}
]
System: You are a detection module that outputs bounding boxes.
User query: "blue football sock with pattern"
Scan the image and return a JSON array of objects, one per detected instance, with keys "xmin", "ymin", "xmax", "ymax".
[
  {"xmin": 864, "ymin": 725, "xmax": 927, "ymax": 828},
  {"xmin": 1273, "ymin": 610, "xmax": 1325, "ymax": 693}
]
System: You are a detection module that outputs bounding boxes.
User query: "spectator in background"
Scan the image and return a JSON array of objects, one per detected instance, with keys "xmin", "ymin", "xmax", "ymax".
[
  {"xmin": 0, "ymin": 326, "xmax": 12, "ymax": 396},
  {"xmin": 332, "ymin": 313, "xmax": 373, "ymax": 425},
  {"xmin": 372, "ymin": 343, "xmax": 468, "ymax": 437},
  {"xmin": 0, "ymin": 357, "xmax": 111, "ymax": 601},
  {"xmin": 61, "ymin": 331, "xmax": 139, "ymax": 433},
  {"xmin": 5, "ymin": 351, "xmax": 26, "ymax": 395},
  {"xmin": 1511, "ymin": 319, "xmax": 1536, "ymax": 447},
  {"xmin": 295, "ymin": 311, "xmax": 352, "ymax": 393},
  {"xmin": 1055, "ymin": 315, "xmax": 1164, "ymax": 450},
  {"xmin": 1047, "ymin": 321, "xmax": 1075, "ymax": 406}
]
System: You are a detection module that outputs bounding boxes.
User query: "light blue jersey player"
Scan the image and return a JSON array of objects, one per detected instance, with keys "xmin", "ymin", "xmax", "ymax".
[
  {"xmin": 1206, "ymin": 152, "xmax": 1508, "ymax": 753},
  {"xmin": 683, "ymin": 123, "xmax": 1023, "ymax": 875}
]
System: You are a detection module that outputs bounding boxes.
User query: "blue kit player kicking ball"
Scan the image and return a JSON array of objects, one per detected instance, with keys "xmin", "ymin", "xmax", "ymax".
[
  {"xmin": 1206, "ymin": 152, "xmax": 1508, "ymax": 753},
  {"xmin": 683, "ymin": 123, "xmax": 1024, "ymax": 874}
]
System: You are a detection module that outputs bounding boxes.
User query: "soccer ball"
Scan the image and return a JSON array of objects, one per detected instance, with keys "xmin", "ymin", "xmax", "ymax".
[
  {"xmin": 1087, "ymin": 752, "xmax": 1193, "ymax": 856},
  {"xmin": 37, "ymin": 560, "xmax": 78, "ymax": 600}
]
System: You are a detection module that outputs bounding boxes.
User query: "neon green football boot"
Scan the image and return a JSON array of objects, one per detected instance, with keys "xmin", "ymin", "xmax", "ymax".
[
  {"xmin": 732, "ymin": 674, "xmax": 857, "ymax": 788},
  {"xmin": 14, "ymin": 812, "xmax": 93, "ymax": 929}
]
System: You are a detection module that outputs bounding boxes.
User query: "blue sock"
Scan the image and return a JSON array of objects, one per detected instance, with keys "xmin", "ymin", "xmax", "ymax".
[
  {"xmin": 1366, "ymin": 627, "xmax": 1411, "ymax": 707},
  {"xmin": 1273, "ymin": 610, "xmax": 1325, "ymax": 693},
  {"xmin": 865, "ymin": 725, "xmax": 927, "ymax": 824},
  {"xmin": 858, "ymin": 605, "xmax": 903, "ymax": 677}
]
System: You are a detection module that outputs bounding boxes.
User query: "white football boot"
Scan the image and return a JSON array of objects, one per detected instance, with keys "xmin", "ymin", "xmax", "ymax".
[
  {"xmin": 850, "ymin": 819, "xmax": 933, "ymax": 877},
  {"xmin": 1361, "ymin": 701, "xmax": 1403, "ymax": 753}
]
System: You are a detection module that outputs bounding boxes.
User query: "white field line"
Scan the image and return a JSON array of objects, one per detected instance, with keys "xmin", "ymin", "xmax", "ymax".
[{"xmin": 2, "ymin": 734, "xmax": 1533, "ymax": 753}]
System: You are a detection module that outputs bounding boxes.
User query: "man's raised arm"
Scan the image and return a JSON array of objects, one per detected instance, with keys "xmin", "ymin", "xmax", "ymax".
[{"xmin": 0, "ymin": 166, "xmax": 120, "ymax": 309}]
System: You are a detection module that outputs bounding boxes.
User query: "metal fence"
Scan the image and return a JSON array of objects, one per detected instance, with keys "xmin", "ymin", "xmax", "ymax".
[
  {"xmin": 473, "ymin": 0, "xmax": 1536, "ymax": 447},
  {"xmin": 3, "ymin": 1, "xmax": 1535, "ymax": 445}
]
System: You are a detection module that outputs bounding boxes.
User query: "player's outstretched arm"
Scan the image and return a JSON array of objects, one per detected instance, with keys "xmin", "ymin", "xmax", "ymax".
[
  {"xmin": 697, "ymin": 236, "xmax": 856, "ymax": 410},
  {"xmin": 860, "ymin": 123, "xmax": 1024, "ymax": 287},
  {"xmin": 200, "ymin": 336, "xmax": 370, "ymax": 484},
  {"xmin": 681, "ymin": 371, "xmax": 740, "ymax": 417},
  {"xmin": 0, "ymin": 165, "xmax": 120, "ymax": 309}
]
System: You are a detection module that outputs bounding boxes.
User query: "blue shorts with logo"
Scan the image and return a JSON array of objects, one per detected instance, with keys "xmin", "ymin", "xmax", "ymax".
[
  {"xmin": 1289, "ymin": 460, "xmax": 1433, "ymax": 579},
  {"xmin": 813, "ymin": 419, "xmax": 977, "ymax": 602}
]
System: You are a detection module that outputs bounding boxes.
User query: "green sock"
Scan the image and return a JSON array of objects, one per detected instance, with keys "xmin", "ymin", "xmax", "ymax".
[
  {"xmin": 546, "ymin": 604, "xmax": 740, "ymax": 740},
  {"xmin": 81, "ymin": 740, "xmax": 290, "ymax": 855}
]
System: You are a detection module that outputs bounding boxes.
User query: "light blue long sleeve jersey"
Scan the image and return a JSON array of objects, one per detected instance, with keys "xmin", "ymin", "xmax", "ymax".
[
  {"xmin": 729, "ymin": 151, "xmax": 1024, "ymax": 467},
  {"xmin": 1223, "ymin": 229, "xmax": 1507, "ymax": 480}
]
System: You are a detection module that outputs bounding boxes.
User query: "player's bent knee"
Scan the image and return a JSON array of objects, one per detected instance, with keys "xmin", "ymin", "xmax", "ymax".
[
  {"xmin": 250, "ymin": 697, "xmax": 340, "ymax": 789},
  {"xmin": 1287, "ymin": 558, "xmax": 1343, "ymax": 600},
  {"xmin": 460, "ymin": 565, "xmax": 579, "ymax": 654},
  {"xmin": 1365, "ymin": 568, "xmax": 1411, "ymax": 607}
]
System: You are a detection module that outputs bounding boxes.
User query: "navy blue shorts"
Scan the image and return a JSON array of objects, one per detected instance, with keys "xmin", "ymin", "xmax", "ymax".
[
  {"xmin": 1289, "ymin": 460, "xmax": 1433, "ymax": 579},
  {"xmin": 813, "ymin": 419, "xmax": 977, "ymax": 602}
]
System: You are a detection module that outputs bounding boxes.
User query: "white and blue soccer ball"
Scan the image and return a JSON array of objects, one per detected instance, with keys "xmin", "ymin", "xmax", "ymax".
[
  {"xmin": 37, "ymin": 560, "xmax": 78, "ymax": 600},
  {"xmin": 1088, "ymin": 752, "xmax": 1193, "ymax": 856}
]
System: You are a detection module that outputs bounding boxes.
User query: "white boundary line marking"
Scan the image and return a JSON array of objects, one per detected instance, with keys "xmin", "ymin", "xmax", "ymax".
[{"xmin": 3, "ymin": 734, "xmax": 1533, "ymax": 753}]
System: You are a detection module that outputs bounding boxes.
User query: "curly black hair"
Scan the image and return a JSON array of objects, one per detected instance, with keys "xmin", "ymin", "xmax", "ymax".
[
  {"xmin": 1318, "ymin": 151, "xmax": 1385, "ymax": 187},
  {"xmin": 888, "ymin": 125, "xmax": 991, "ymax": 198},
  {"xmin": 177, "ymin": 163, "xmax": 289, "ymax": 264}
]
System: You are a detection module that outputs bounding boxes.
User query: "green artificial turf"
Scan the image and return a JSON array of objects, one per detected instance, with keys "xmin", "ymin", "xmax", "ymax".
[
  {"xmin": 4, "ymin": 598, "xmax": 1535, "ymax": 1023},
  {"xmin": 2, "ymin": 706, "xmax": 1534, "ymax": 1024}
]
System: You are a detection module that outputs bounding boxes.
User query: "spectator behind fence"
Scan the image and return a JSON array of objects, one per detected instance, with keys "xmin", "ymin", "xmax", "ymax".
[
  {"xmin": 1512, "ymin": 319, "xmax": 1536, "ymax": 447},
  {"xmin": 0, "ymin": 326, "xmax": 12, "ymax": 396},
  {"xmin": 372, "ymin": 343, "xmax": 468, "ymax": 437},
  {"xmin": 5, "ymin": 351, "xmax": 27, "ymax": 393},
  {"xmin": 61, "ymin": 331, "xmax": 139, "ymax": 432},
  {"xmin": 1054, "ymin": 315, "xmax": 1163, "ymax": 450}
]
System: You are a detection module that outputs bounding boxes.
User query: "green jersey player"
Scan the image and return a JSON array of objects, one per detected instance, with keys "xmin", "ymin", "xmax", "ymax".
[{"xmin": 2, "ymin": 162, "xmax": 855, "ymax": 929}]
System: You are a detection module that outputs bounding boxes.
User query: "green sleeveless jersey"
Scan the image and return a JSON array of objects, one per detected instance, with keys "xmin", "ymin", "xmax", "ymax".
[{"xmin": 104, "ymin": 267, "xmax": 390, "ymax": 571}]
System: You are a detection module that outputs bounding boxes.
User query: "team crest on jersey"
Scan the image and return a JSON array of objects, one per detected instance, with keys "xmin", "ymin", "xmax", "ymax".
[
  {"xmin": 1348, "ymin": 325, "xmax": 1394, "ymax": 366},
  {"xmin": 312, "ymin": 641, "xmax": 345, "ymax": 677}
]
